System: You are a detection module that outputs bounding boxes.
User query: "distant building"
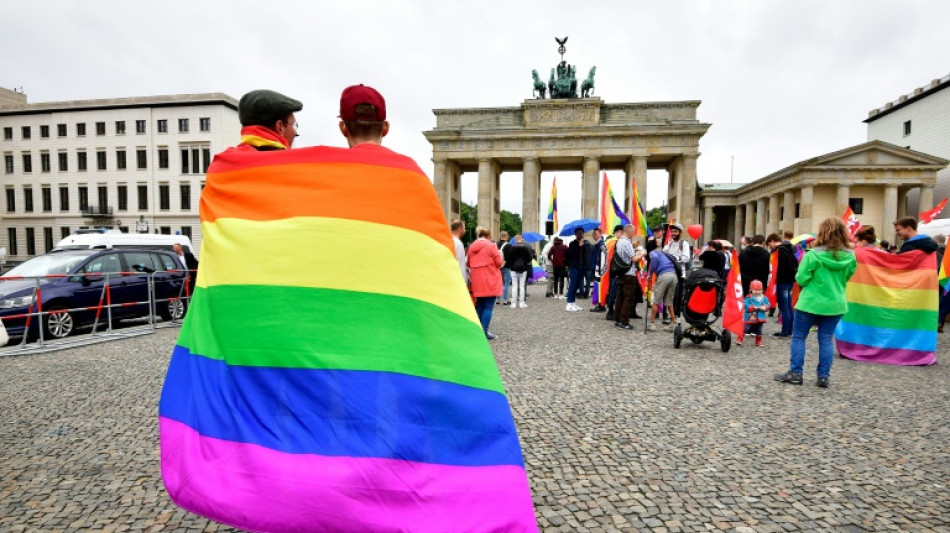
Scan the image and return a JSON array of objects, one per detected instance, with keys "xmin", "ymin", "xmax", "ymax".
[
  {"xmin": 865, "ymin": 74, "xmax": 950, "ymax": 219},
  {"xmin": 0, "ymin": 88, "xmax": 239, "ymax": 264}
]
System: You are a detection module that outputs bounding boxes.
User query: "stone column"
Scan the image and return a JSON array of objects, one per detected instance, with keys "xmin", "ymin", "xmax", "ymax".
[
  {"xmin": 755, "ymin": 197, "xmax": 767, "ymax": 236},
  {"xmin": 799, "ymin": 185, "xmax": 814, "ymax": 234},
  {"xmin": 703, "ymin": 204, "xmax": 714, "ymax": 243},
  {"xmin": 624, "ymin": 155, "xmax": 648, "ymax": 214},
  {"xmin": 432, "ymin": 159, "xmax": 451, "ymax": 222},
  {"xmin": 521, "ymin": 157, "xmax": 541, "ymax": 235},
  {"xmin": 918, "ymin": 185, "xmax": 935, "ymax": 214},
  {"xmin": 679, "ymin": 155, "xmax": 698, "ymax": 226},
  {"xmin": 477, "ymin": 158, "xmax": 500, "ymax": 238},
  {"xmin": 743, "ymin": 201, "xmax": 755, "ymax": 238},
  {"xmin": 768, "ymin": 194, "xmax": 780, "ymax": 235},
  {"xmin": 897, "ymin": 188, "xmax": 908, "ymax": 220},
  {"xmin": 782, "ymin": 190, "xmax": 795, "ymax": 235},
  {"xmin": 883, "ymin": 185, "xmax": 898, "ymax": 237},
  {"xmin": 582, "ymin": 156, "xmax": 600, "ymax": 221},
  {"xmin": 734, "ymin": 204, "xmax": 745, "ymax": 245},
  {"xmin": 835, "ymin": 184, "xmax": 850, "ymax": 219}
]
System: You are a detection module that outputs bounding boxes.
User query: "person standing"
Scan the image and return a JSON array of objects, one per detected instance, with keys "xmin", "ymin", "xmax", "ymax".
[
  {"xmin": 172, "ymin": 243, "xmax": 199, "ymax": 271},
  {"xmin": 739, "ymin": 234, "xmax": 771, "ymax": 296},
  {"xmin": 235, "ymin": 89, "xmax": 302, "ymax": 151},
  {"xmin": 612, "ymin": 224, "xmax": 644, "ymax": 330},
  {"xmin": 895, "ymin": 217, "xmax": 938, "ymax": 254},
  {"xmin": 565, "ymin": 228, "xmax": 590, "ymax": 311},
  {"xmin": 547, "ymin": 237, "xmax": 568, "ymax": 298},
  {"xmin": 738, "ymin": 280, "xmax": 769, "ymax": 347},
  {"xmin": 496, "ymin": 231, "xmax": 511, "ymax": 306},
  {"xmin": 505, "ymin": 234, "xmax": 532, "ymax": 308},
  {"xmin": 767, "ymin": 233, "xmax": 799, "ymax": 337},
  {"xmin": 467, "ymin": 227, "xmax": 504, "ymax": 339},
  {"xmin": 698, "ymin": 240, "xmax": 725, "ymax": 279},
  {"xmin": 450, "ymin": 219, "xmax": 468, "ymax": 284},
  {"xmin": 586, "ymin": 228, "xmax": 605, "ymax": 303},
  {"xmin": 774, "ymin": 218, "xmax": 857, "ymax": 388},
  {"xmin": 605, "ymin": 225, "xmax": 626, "ymax": 321},
  {"xmin": 647, "ymin": 247, "xmax": 678, "ymax": 330}
]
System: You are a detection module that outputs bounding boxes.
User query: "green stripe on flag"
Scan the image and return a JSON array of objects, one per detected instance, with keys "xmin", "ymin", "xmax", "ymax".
[{"xmin": 842, "ymin": 302, "xmax": 937, "ymax": 331}]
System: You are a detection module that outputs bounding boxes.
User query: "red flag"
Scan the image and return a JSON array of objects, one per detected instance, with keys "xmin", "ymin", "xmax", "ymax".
[
  {"xmin": 841, "ymin": 206, "xmax": 862, "ymax": 239},
  {"xmin": 766, "ymin": 251, "xmax": 778, "ymax": 308},
  {"xmin": 722, "ymin": 249, "xmax": 744, "ymax": 336},
  {"xmin": 919, "ymin": 197, "xmax": 948, "ymax": 225}
]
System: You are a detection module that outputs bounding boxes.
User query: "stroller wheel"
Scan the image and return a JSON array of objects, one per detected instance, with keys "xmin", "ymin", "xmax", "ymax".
[
  {"xmin": 673, "ymin": 324, "xmax": 683, "ymax": 349},
  {"xmin": 720, "ymin": 330, "xmax": 732, "ymax": 353}
]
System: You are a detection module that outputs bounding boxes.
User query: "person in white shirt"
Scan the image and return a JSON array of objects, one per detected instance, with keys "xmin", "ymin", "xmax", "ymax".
[{"xmin": 450, "ymin": 220, "xmax": 468, "ymax": 284}]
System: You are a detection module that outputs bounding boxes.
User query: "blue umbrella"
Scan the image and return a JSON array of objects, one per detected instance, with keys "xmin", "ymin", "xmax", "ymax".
[
  {"xmin": 559, "ymin": 218, "xmax": 602, "ymax": 237},
  {"xmin": 521, "ymin": 232, "xmax": 545, "ymax": 243}
]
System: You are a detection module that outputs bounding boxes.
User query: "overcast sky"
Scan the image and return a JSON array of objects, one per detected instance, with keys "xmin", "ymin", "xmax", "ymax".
[{"xmin": 3, "ymin": 0, "xmax": 946, "ymax": 228}]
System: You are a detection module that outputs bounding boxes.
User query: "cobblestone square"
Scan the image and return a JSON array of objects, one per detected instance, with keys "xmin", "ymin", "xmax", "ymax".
[{"xmin": 1, "ymin": 293, "xmax": 948, "ymax": 532}]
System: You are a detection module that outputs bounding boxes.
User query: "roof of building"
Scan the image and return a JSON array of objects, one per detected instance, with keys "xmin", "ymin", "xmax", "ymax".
[
  {"xmin": 0, "ymin": 92, "xmax": 239, "ymax": 116},
  {"xmin": 864, "ymin": 73, "xmax": 950, "ymax": 123},
  {"xmin": 700, "ymin": 182, "xmax": 745, "ymax": 192}
]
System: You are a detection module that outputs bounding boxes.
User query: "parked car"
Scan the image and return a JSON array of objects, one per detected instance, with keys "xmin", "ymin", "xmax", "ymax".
[
  {"xmin": 53, "ymin": 232, "xmax": 197, "ymax": 257},
  {"xmin": 0, "ymin": 249, "xmax": 190, "ymax": 341}
]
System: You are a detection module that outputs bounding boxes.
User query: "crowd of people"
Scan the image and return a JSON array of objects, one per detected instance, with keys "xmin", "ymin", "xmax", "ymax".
[{"xmin": 452, "ymin": 215, "xmax": 947, "ymax": 389}]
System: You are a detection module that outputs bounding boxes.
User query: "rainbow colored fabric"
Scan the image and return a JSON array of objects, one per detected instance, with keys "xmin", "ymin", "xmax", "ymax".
[
  {"xmin": 836, "ymin": 248, "xmax": 938, "ymax": 366},
  {"xmin": 631, "ymin": 180, "xmax": 651, "ymax": 237},
  {"xmin": 158, "ymin": 144, "xmax": 538, "ymax": 532},
  {"xmin": 546, "ymin": 178, "xmax": 558, "ymax": 231},
  {"xmin": 939, "ymin": 250, "xmax": 950, "ymax": 291},
  {"xmin": 599, "ymin": 173, "xmax": 630, "ymax": 233}
]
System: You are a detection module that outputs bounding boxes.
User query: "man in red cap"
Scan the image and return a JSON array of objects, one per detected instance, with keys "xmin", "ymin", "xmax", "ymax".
[{"xmin": 338, "ymin": 84, "xmax": 389, "ymax": 147}]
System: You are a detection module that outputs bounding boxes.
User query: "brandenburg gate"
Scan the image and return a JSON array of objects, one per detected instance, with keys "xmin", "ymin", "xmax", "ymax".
[{"xmin": 424, "ymin": 98, "xmax": 711, "ymax": 237}]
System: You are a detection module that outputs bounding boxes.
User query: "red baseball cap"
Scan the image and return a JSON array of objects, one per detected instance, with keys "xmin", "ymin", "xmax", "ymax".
[{"xmin": 339, "ymin": 84, "xmax": 386, "ymax": 121}]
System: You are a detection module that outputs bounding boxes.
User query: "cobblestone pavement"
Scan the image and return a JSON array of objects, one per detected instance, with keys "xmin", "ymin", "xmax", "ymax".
[{"xmin": 1, "ymin": 291, "xmax": 948, "ymax": 532}]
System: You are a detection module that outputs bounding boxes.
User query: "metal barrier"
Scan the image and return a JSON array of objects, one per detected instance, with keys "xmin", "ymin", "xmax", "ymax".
[{"xmin": 0, "ymin": 269, "xmax": 194, "ymax": 356}]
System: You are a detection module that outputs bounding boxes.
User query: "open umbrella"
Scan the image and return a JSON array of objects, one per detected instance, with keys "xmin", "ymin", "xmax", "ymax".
[
  {"xmin": 715, "ymin": 239, "xmax": 734, "ymax": 248},
  {"xmin": 790, "ymin": 233, "xmax": 816, "ymax": 245},
  {"xmin": 559, "ymin": 218, "xmax": 602, "ymax": 237},
  {"xmin": 521, "ymin": 232, "xmax": 545, "ymax": 243}
]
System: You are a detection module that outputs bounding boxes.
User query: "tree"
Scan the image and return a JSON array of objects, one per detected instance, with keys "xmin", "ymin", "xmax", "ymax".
[
  {"xmin": 500, "ymin": 210, "xmax": 522, "ymax": 237},
  {"xmin": 460, "ymin": 202, "xmax": 477, "ymax": 246},
  {"xmin": 646, "ymin": 204, "xmax": 667, "ymax": 230}
]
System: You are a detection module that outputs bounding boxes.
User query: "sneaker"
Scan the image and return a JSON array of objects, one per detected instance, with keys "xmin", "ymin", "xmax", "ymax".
[
  {"xmin": 518, "ymin": 302, "xmax": 527, "ymax": 308},
  {"xmin": 545, "ymin": 292, "xmax": 554, "ymax": 298},
  {"xmin": 772, "ymin": 332, "xmax": 790, "ymax": 338},
  {"xmin": 485, "ymin": 332, "xmax": 497, "ymax": 340},
  {"xmin": 647, "ymin": 323, "xmax": 657, "ymax": 331},
  {"xmin": 773, "ymin": 371, "xmax": 803, "ymax": 385},
  {"xmin": 605, "ymin": 311, "xmax": 615, "ymax": 321},
  {"xmin": 566, "ymin": 304, "xmax": 578, "ymax": 312},
  {"xmin": 662, "ymin": 318, "xmax": 671, "ymax": 325},
  {"xmin": 816, "ymin": 376, "xmax": 830, "ymax": 388},
  {"xmin": 590, "ymin": 305, "xmax": 606, "ymax": 313},
  {"xmin": 617, "ymin": 323, "xmax": 633, "ymax": 330}
]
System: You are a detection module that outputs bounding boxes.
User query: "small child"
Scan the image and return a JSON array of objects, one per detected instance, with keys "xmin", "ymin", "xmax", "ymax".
[{"xmin": 739, "ymin": 280, "xmax": 769, "ymax": 347}]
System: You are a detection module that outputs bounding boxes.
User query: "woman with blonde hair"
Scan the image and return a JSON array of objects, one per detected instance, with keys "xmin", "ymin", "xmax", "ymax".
[
  {"xmin": 774, "ymin": 217, "xmax": 857, "ymax": 388},
  {"xmin": 467, "ymin": 227, "xmax": 504, "ymax": 339}
]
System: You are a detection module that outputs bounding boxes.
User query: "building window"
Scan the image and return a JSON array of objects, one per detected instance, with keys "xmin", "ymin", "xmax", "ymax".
[
  {"xmin": 22, "ymin": 153, "xmax": 32, "ymax": 173},
  {"xmin": 61, "ymin": 227, "xmax": 70, "ymax": 240},
  {"xmin": 96, "ymin": 122, "xmax": 106, "ymax": 136},
  {"xmin": 23, "ymin": 187, "xmax": 33, "ymax": 212},
  {"xmin": 58, "ymin": 152, "xmax": 68, "ymax": 171},
  {"xmin": 118, "ymin": 185, "xmax": 128, "ymax": 210},
  {"xmin": 22, "ymin": 126, "xmax": 31, "ymax": 140},
  {"xmin": 136, "ymin": 149, "xmax": 147, "ymax": 169},
  {"xmin": 3, "ymin": 127, "xmax": 12, "ymax": 140},
  {"xmin": 5, "ymin": 188, "xmax": 14, "ymax": 212},
  {"xmin": 181, "ymin": 149, "xmax": 189, "ymax": 174},
  {"xmin": 903, "ymin": 120, "xmax": 912, "ymax": 136},
  {"xmin": 42, "ymin": 187, "xmax": 52, "ymax": 212},
  {"xmin": 25, "ymin": 228, "xmax": 35, "ymax": 256},
  {"xmin": 848, "ymin": 198, "xmax": 864, "ymax": 215},
  {"xmin": 191, "ymin": 148, "xmax": 199, "ymax": 174},
  {"xmin": 98, "ymin": 186, "xmax": 108, "ymax": 210},
  {"xmin": 160, "ymin": 226, "xmax": 171, "ymax": 235},
  {"xmin": 4, "ymin": 154, "xmax": 12, "ymax": 174},
  {"xmin": 77, "ymin": 123, "xmax": 86, "ymax": 136},
  {"xmin": 180, "ymin": 183, "xmax": 191, "ymax": 210},
  {"xmin": 159, "ymin": 183, "xmax": 170, "ymax": 210},
  {"xmin": 137, "ymin": 184, "xmax": 148, "ymax": 210},
  {"xmin": 158, "ymin": 148, "xmax": 169, "ymax": 169},
  {"xmin": 115, "ymin": 121, "xmax": 126, "ymax": 135},
  {"xmin": 43, "ymin": 227, "xmax": 53, "ymax": 253},
  {"xmin": 7, "ymin": 228, "xmax": 17, "ymax": 255},
  {"xmin": 200, "ymin": 117, "xmax": 211, "ymax": 132},
  {"xmin": 157, "ymin": 119, "xmax": 168, "ymax": 133},
  {"xmin": 57, "ymin": 124, "xmax": 67, "ymax": 137},
  {"xmin": 78, "ymin": 186, "xmax": 89, "ymax": 211},
  {"xmin": 40, "ymin": 125, "xmax": 49, "ymax": 138},
  {"xmin": 136, "ymin": 120, "xmax": 146, "ymax": 134},
  {"xmin": 181, "ymin": 226, "xmax": 192, "ymax": 239},
  {"xmin": 41, "ymin": 152, "xmax": 50, "ymax": 172},
  {"xmin": 59, "ymin": 186, "xmax": 69, "ymax": 211},
  {"xmin": 178, "ymin": 118, "xmax": 189, "ymax": 133},
  {"xmin": 77, "ymin": 151, "xmax": 87, "ymax": 171},
  {"xmin": 97, "ymin": 151, "xmax": 107, "ymax": 171},
  {"xmin": 202, "ymin": 148, "xmax": 211, "ymax": 173},
  {"xmin": 795, "ymin": 203, "xmax": 800, "ymax": 218},
  {"xmin": 116, "ymin": 149, "xmax": 126, "ymax": 170},
  {"xmin": 119, "ymin": 226, "xmax": 129, "ymax": 234}
]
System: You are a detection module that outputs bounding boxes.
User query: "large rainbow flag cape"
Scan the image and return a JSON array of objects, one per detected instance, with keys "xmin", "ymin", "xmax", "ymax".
[
  {"xmin": 599, "ymin": 172, "xmax": 630, "ymax": 233},
  {"xmin": 939, "ymin": 249, "xmax": 950, "ymax": 291},
  {"xmin": 836, "ymin": 248, "xmax": 938, "ymax": 366},
  {"xmin": 158, "ymin": 144, "xmax": 538, "ymax": 532},
  {"xmin": 546, "ymin": 178, "xmax": 558, "ymax": 232},
  {"xmin": 630, "ymin": 180, "xmax": 652, "ymax": 237}
]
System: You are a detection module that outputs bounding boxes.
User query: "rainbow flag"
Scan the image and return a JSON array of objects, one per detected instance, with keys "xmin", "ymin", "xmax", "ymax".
[
  {"xmin": 546, "ymin": 178, "xmax": 558, "ymax": 232},
  {"xmin": 939, "ymin": 250, "xmax": 950, "ymax": 291},
  {"xmin": 631, "ymin": 179, "xmax": 651, "ymax": 237},
  {"xmin": 159, "ymin": 145, "xmax": 538, "ymax": 532},
  {"xmin": 835, "ymin": 248, "xmax": 938, "ymax": 366},
  {"xmin": 599, "ymin": 172, "xmax": 630, "ymax": 233}
]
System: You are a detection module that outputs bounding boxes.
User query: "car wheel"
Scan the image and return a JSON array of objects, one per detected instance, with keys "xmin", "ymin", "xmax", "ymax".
[
  {"xmin": 44, "ymin": 306, "xmax": 75, "ymax": 339},
  {"xmin": 159, "ymin": 298, "xmax": 186, "ymax": 321}
]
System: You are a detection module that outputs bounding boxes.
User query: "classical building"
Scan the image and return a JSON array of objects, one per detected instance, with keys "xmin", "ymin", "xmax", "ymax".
[
  {"xmin": 0, "ymin": 88, "xmax": 239, "ymax": 264},
  {"xmin": 865, "ymin": 73, "xmax": 950, "ymax": 218},
  {"xmin": 699, "ymin": 141, "xmax": 948, "ymax": 244}
]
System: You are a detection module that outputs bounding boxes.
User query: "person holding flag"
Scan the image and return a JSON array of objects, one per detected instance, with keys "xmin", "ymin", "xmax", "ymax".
[{"xmin": 766, "ymin": 233, "xmax": 799, "ymax": 338}]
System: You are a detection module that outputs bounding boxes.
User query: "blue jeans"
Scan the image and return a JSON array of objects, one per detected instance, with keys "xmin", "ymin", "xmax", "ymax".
[
  {"xmin": 474, "ymin": 297, "xmax": 496, "ymax": 334},
  {"xmin": 583, "ymin": 268, "xmax": 595, "ymax": 295},
  {"xmin": 790, "ymin": 310, "xmax": 841, "ymax": 378},
  {"xmin": 567, "ymin": 267, "xmax": 583, "ymax": 303},
  {"xmin": 777, "ymin": 283, "xmax": 794, "ymax": 335},
  {"xmin": 501, "ymin": 268, "xmax": 511, "ymax": 301},
  {"xmin": 607, "ymin": 274, "xmax": 620, "ymax": 309}
]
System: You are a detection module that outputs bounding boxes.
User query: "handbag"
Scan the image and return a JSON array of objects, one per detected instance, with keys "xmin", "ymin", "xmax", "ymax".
[{"xmin": 610, "ymin": 249, "xmax": 632, "ymax": 277}]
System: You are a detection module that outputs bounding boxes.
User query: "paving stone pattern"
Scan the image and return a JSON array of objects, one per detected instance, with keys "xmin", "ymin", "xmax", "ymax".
[{"xmin": 1, "ymin": 292, "xmax": 948, "ymax": 532}]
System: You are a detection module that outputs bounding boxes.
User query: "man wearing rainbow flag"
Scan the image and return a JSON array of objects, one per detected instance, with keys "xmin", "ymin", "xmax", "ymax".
[{"xmin": 235, "ymin": 89, "xmax": 302, "ymax": 151}]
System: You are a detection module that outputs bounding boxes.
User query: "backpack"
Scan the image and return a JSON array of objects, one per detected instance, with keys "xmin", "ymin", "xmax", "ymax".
[{"xmin": 610, "ymin": 246, "xmax": 633, "ymax": 276}]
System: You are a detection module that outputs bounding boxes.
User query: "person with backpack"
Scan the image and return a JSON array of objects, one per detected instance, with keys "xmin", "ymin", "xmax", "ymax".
[
  {"xmin": 767, "ymin": 233, "xmax": 799, "ymax": 337},
  {"xmin": 505, "ymin": 234, "xmax": 533, "ymax": 309}
]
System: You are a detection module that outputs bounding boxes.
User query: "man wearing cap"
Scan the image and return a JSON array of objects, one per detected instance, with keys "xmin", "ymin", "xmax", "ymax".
[
  {"xmin": 338, "ymin": 84, "xmax": 389, "ymax": 147},
  {"xmin": 236, "ymin": 89, "xmax": 303, "ymax": 151}
]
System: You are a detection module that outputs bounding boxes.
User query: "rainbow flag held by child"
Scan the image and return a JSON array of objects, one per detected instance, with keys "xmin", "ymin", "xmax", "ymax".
[
  {"xmin": 159, "ymin": 144, "xmax": 538, "ymax": 532},
  {"xmin": 835, "ymin": 248, "xmax": 938, "ymax": 366}
]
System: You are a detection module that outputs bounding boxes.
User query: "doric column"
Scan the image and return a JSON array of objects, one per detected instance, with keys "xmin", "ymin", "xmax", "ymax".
[
  {"xmin": 836, "ymin": 184, "xmax": 850, "ymax": 219},
  {"xmin": 799, "ymin": 185, "xmax": 814, "ymax": 234},
  {"xmin": 477, "ymin": 158, "xmax": 500, "ymax": 238},
  {"xmin": 897, "ymin": 188, "xmax": 908, "ymax": 220},
  {"xmin": 432, "ymin": 159, "xmax": 451, "ymax": 222},
  {"xmin": 679, "ymin": 155, "xmax": 698, "ymax": 226},
  {"xmin": 918, "ymin": 185, "xmax": 935, "ymax": 215},
  {"xmin": 703, "ymin": 204, "xmax": 714, "ymax": 243},
  {"xmin": 782, "ymin": 190, "xmax": 795, "ymax": 235},
  {"xmin": 744, "ymin": 201, "xmax": 755, "ymax": 238},
  {"xmin": 521, "ymin": 157, "xmax": 541, "ymax": 235},
  {"xmin": 734, "ymin": 204, "xmax": 745, "ymax": 246},
  {"xmin": 883, "ymin": 185, "xmax": 898, "ymax": 238},
  {"xmin": 582, "ymin": 156, "xmax": 600, "ymax": 221},
  {"xmin": 755, "ymin": 197, "xmax": 767, "ymax": 236},
  {"xmin": 624, "ymin": 155, "xmax": 648, "ymax": 215},
  {"xmin": 768, "ymin": 194, "xmax": 780, "ymax": 235}
]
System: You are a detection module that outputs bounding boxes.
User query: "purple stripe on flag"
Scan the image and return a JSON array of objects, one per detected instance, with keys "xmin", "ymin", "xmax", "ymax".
[{"xmin": 836, "ymin": 339, "xmax": 937, "ymax": 366}]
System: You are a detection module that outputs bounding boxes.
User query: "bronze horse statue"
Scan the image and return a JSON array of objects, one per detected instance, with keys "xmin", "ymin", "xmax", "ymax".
[
  {"xmin": 581, "ymin": 66, "xmax": 596, "ymax": 98},
  {"xmin": 532, "ymin": 69, "xmax": 546, "ymax": 99}
]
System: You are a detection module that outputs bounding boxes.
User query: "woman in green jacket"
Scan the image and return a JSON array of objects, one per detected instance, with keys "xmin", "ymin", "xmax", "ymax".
[{"xmin": 775, "ymin": 218, "xmax": 857, "ymax": 388}]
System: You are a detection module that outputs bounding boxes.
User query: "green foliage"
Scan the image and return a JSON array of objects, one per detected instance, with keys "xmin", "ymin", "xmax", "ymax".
[
  {"xmin": 459, "ymin": 203, "xmax": 523, "ymax": 244},
  {"xmin": 500, "ymin": 210, "xmax": 522, "ymax": 237},
  {"xmin": 646, "ymin": 204, "xmax": 667, "ymax": 230}
]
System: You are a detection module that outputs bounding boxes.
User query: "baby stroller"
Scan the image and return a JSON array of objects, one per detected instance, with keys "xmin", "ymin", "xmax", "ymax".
[{"xmin": 673, "ymin": 268, "xmax": 731, "ymax": 352}]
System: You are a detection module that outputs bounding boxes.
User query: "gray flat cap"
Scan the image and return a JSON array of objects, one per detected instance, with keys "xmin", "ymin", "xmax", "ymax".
[{"xmin": 238, "ymin": 89, "xmax": 303, "ymax": 127}]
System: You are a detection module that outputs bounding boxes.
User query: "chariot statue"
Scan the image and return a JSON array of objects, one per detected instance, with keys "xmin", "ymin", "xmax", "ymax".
[{"xmin": 530, "ymin": 36, "xmax": 597, "ymax": 100}]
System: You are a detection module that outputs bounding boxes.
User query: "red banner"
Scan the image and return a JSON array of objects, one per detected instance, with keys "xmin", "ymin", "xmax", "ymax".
[
  {"xmin": 766, "ymin": 251, "xmax": 778, "ymax": 308},
  {"xmin": 919, "ymin": 197, "xmax": 948, "ymax": 225},
  {"xmin": 722, "ymin": 249, "xmax": 744, "ymax": 336},
  {"xmin": 841, "ymin": 206, "xmax": 862, "ymax": 239}
]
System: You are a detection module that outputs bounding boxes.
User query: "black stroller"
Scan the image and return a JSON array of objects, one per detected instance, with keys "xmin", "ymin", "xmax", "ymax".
[{"xmin": 673, "ymin": 268, "xmax": 731, "ymax": 352}]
